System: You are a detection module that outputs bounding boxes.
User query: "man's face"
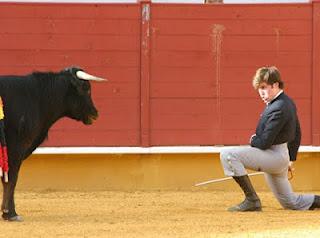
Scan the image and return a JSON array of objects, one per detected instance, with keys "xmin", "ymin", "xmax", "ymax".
[{"xmin": 257, "ymin": 82, "xmax": 279, "ymax": 104}]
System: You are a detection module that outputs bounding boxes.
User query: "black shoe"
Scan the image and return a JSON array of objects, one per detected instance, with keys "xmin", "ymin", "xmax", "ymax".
[
  {"xmin": 228, "ymin": 198, "xmax": 262, "ymax": 212},
  {"xmin": 229, "ymin": 175, "xmax": 262, "ymax": 212},
  {"xmin": 309, "ymin": 195, "xmax": 320, "ymax": 210}
]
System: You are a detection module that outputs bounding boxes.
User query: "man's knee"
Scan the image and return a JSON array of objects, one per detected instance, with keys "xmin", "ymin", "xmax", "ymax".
[
  {"xmin": 277, "ymin": 196, "xmax": 299, "ymax": 210},
  {"xmin": 220, "ymin": 149, "xmax": 238, "ymax": 175},
  {"xmin": 220, "ymin": 149, "xmax": 238, "ymax": 164},
  {"xmin": 220, "ymin": 148, "xmax": 232, "ymax": 162},
  {"xmin": 281, "ymin": 201, "xmax": 297, "ymax": 210},
  {"xmin": 220, "ymin": 148, "xmax": 249, "ymax": 177}
]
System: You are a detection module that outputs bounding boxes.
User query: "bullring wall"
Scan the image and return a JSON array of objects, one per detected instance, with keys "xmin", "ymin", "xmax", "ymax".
[
  {"xmin": 1, "ymin": 1, "xmax": 320, "ymax": 191},
  {"xmin": 17, "ymin": 152, "xmax": 320, "ymax": 191},
  {"xmin": 0, "ymin": 1, "xmax": 319, "ymax": 147}
]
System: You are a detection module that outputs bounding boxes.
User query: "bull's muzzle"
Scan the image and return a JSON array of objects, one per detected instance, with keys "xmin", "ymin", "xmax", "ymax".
[{"xmin": 84, "ymin": 113, "xmax": 98, "ymax": 125}]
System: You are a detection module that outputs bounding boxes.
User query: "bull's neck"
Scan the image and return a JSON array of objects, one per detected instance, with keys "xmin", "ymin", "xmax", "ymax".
[{"xmin": 37, "ymin": 77, "xmax": 68, "ymax": 130}]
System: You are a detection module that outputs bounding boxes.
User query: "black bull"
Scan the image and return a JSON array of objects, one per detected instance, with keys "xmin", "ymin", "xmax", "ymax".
[{"xmin": 0, "ymin": 66, "xmax": 105, "ymax": 221}]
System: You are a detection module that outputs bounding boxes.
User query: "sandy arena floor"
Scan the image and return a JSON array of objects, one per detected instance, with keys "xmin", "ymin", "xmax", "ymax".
[{"xmin": 0, "ymin": 190, "xmax": 319, "ymax": 238}]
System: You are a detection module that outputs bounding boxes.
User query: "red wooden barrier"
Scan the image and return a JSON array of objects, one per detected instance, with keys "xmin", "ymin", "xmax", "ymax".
[
  {"xmin": 140, "ymin": 0, "xmax": 152, "ymax": 147},
  {"xmin": 150, "ymin": 3, "xmax": 313, "ymax": 145},
  {"xmin": 0, "ymin": 3, "xmax": 142, "ymax": 146},
  {"xmin": 312, "ymin": 0, "xmax": 320, "ymax": 145},
  {"xmin": 0, "ymin": 2, "xmax": 318, "ymax": 147}
]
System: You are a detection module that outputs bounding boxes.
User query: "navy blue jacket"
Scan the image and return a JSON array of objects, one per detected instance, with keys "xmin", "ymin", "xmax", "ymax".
[{"xmin": 250, "ymin": 92, "xmax": 301, "ymax": 161}]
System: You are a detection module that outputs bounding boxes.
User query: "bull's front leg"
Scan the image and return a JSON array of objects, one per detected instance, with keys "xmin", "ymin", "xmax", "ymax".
[{"xmin": 1, "ymin": 162, "xmax": 22, "ymax": 222}]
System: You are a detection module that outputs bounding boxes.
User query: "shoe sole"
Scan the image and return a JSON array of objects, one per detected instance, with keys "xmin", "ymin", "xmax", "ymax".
[{"xmin": 228, "ymin": 206, "xmax": 262, "ymax": 212}]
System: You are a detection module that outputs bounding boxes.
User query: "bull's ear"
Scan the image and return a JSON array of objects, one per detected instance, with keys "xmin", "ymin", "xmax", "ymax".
[
  {"xmin": 63, "ymin": 66, "xmax": 87, "ymax": 93},
  {"xmin": 62, "ymin": 66, "xmax": 84, "ymax": 75}
]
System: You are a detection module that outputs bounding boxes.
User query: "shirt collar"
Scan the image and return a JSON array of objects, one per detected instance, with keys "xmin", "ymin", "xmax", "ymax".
[{"xmin": 267, "ymin": 90, "xmax": 283, "ymax": 105}]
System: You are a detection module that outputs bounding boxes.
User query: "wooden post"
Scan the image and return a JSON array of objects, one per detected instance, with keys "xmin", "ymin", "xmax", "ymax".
[
  {"xmin": 139, "ymin": 0, "xmax": 151, "ymax": 147},
  {"xmin": 312, "ymin": 0, "xmax": 320, "ymax": 145}
]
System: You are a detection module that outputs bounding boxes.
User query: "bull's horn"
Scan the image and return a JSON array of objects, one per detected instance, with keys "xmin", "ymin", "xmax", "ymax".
[{"xmin": 76, "ymin": 71, "xmax": 107, "ymax": 82}]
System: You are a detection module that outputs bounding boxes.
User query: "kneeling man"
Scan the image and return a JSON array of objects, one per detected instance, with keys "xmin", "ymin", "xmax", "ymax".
[{"xmin": 220, "ymin": 66, "xmax": 320, "ymax": 211}]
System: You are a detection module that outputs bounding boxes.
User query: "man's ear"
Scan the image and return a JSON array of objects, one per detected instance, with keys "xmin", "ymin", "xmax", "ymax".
[{"xmin": 272, "ymin": 82, "xmax": 279, "ymax": 89}]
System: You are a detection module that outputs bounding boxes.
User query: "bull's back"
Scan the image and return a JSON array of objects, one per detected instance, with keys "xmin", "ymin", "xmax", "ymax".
[
  {"xmin": 0, "ymin": 75, "xmax": 34, "ymax": 97},
  {"xmin": 0, "ymin": 75, "xmax": 37, "ymax": 126}
]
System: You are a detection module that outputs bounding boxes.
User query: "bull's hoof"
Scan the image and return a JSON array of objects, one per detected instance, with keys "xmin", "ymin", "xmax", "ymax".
[{"xmin": 2, "ymin": 213, "xmax": 23, "ymax": 222}]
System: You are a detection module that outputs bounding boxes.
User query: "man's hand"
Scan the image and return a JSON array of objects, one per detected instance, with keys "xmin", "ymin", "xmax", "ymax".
[
  {"xmin": 288, "ymin": 161, "xmax": 294, "ymax": 180},
  {"xmin": 249, "ymin": 134, "xmax": 256, "ymax": 143}
]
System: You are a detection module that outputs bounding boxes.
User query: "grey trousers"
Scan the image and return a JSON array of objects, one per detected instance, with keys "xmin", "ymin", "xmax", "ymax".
[{"xmin": 220, "ymin": 143, "xmax": 315, "ymax": 210}]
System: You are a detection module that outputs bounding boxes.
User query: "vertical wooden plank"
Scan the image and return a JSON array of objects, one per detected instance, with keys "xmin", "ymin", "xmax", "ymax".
[
  {"xmin": 139, "ymin": 0, "xmax": 151, "ymax": 147},
  {"xmin": 312, "ymin": 0, "xmax": 320, "ymax": 145}
]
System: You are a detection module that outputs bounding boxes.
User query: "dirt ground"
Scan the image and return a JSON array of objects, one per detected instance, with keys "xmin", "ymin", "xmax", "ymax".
[{"xmin": 0, "ymin": 190, "xmax": 319, "ymax": 238}]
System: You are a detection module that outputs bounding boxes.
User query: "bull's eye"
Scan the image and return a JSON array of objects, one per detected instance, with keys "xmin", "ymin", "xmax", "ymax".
[{"xmin": 82, "ymin": 83, "xmax": 90, "ymax": 91}]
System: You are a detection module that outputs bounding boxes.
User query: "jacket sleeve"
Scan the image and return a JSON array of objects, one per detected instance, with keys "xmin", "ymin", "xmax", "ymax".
[
  {"xmin": 287, "ymin": 118, "xmax": 301, "ymax": 161},
  {"xmin": 250, "ymin": 109, "xmax": 286, "ymax": 150}
]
